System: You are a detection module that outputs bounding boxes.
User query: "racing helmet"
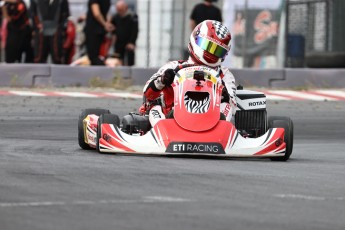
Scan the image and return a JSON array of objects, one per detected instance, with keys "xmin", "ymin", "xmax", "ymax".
[{"xmin": 188, "ymin": 20, "xmax": 231, "ymax": 67}]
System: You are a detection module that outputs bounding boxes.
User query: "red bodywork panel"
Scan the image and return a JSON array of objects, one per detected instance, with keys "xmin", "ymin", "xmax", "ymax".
[
  {"xmin": 153, "ymin": 119, "xmax": 236, "ymax": 148},
  {"xmin": 174, "ymin": 80, "xmax": 222, "ymax": 132}
]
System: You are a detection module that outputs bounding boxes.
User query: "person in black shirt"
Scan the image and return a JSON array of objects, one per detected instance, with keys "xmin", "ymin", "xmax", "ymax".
[
  {"xmin": 0, "ymin": 6, "xmax": 2, "ymax": 62},
  {"xmin": 111, "ymin": 0, "xmax": 138, "ymax": 66},
  {"xmin": 190, "ymin": 0, "xmax": 222, "ymax": 31},
  {"xmin": 31, "ymin": 0, "xmax": 70, "ymax": 64},
  {"xmin": 84, "ymin": 0, "xmax": 114, "ymax": 66},
  {"xmin": 2, "ymin": 0, "xmax": 33, "ymax": 63}
]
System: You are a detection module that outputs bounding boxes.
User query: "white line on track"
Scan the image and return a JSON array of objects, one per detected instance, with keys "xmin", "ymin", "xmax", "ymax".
[
  {"xmin": 265, "ymin": 94, "xmax": 291, "ymax": 100},
  {"xmin": 267, "ymin": 90, "xmax": 338, "ymax": 101},
  {"xmin": 315, "ymin": 90, "xmax": 345, "ymax": 98},
  {"xmin": 144, "ymin": 196, "xmax": 191, "ymax": 202},
  {"xmin": 0, "ymin": 196, "xmax": 192, "ymax": 208},
  {"xmin": 9, "ymin": 91, "xmax": 45, "ymax": 97},
  {"xmin": 104, "ymin": 92, "xmax": 142, "ymax": 99},
  {"xmin": 274, "ymin": 194, "xmax": 345, "ymax": 201},
  {"xmin": 54, "ymin": 92, "xmax": 99, "ymax": 98}
]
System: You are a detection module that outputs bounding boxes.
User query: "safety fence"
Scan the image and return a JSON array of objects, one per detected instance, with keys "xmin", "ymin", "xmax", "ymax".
[
  {"xmin": 1, "ymin": 0, "xmax": 343, "ymax": 68},
  {"xmin": 286, "ymin": 0, "xmax": 345, "ymax": 67},
  {"xmin": 1, "ymin": 64, "xmax": 344, "ymax": 88}
]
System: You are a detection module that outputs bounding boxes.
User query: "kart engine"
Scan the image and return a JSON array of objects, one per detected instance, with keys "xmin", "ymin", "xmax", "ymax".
[
  {"xmin": 235, "ymin": 89, "xmax": 267, "ymax": 137},
  {"xmin": 121, "ymin": 113, "xmax": 151, "ymax": 135}
]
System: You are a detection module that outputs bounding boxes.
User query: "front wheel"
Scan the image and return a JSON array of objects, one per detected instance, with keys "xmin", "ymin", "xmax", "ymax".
[
  {"xmin": 78, "ymin": 108, "xmax": 110, "ymax": 150},
  {"xmin": 268, "ymin": 116, "xmax": 294, "ymax": 161}
]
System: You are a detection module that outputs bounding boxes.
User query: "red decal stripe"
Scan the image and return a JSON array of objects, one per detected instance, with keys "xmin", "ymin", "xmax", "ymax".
[
  {"xmin": 274, "ymin": 143, "xmax": 286, "ymax": 153},
  {"xmin": 99, "ymin": 138, "xmax": 115, "ymax": 149},
  {"xmin": 101, "ymin": 124, "xmax": 135, "ymax": 152},
  {"xmin": 254, "ymin": 129, "xmax": 285, "ymax": 155},
  {"xmin": 265, "ymin": 129, "xmax": 283, "ymax": 146}
]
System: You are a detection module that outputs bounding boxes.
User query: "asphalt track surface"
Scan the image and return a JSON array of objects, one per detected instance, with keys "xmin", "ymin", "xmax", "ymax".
[{"xmin": 1, "ymin": 95, "xmax": 345, "ymax": 230}]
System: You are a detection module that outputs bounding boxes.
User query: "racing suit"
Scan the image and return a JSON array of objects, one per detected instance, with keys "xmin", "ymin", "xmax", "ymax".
[
  {"xmin": 142, "ymin": 57, "xmax": 237, "ymax": 123},
  {"xmin": 3, "ymin": 0, "xmax": 33, "ymax": 63},
  {"xmin": 31, "ymin": 0, "xmax": 70, "ymax": 64}
]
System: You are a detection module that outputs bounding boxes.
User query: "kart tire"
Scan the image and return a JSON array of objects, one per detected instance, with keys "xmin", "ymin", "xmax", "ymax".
[
  {"xmin": 78, "ymin": 108, "xmax": 110, "ymax": 150},
  {"xmin": 96, "ymin": 114, "xmax": 120, "ymax": 153},
  {"xmin": 268, "ymin": 116, "xmax": 294, "ymax": 161},
  {"xmin": 305, "ymin": 52, "xmax": 345, "ymax": 68}
]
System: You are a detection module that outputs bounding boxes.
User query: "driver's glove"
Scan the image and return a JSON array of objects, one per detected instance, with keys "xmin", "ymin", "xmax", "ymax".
[{"xmin": 161, "ymin": 69, "xmax": 175, "ymax": 86}]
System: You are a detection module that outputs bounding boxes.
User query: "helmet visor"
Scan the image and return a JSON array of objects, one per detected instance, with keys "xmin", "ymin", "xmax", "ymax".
[{"xmin": 195, "ymin": 36, "xmax": 228, "ymax": 59}]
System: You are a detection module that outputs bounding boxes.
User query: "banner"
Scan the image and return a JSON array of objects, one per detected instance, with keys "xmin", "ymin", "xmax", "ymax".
[
  {"xmin": 222, "ymin": 0, "xmax": 284, "ymax": 68},
  {"xmin": 233, "ymin": 9, "xmax": 279, "ymax": 68}
]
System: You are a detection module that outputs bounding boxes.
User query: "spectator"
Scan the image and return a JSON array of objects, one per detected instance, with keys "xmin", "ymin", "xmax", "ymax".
[
  {"xmin": 31, "ymin": 0, "xmax": 70, "ymax": 64},
  {"xmin": 62, "ymin": 17, "xmax": 76, "ymax": 64},
  {"xmin": 2, "ymin": 0, "xmax": 33, "ymax": 63},
  {"xmin": 111, "ymin": 0, "xmax": 138, "ymax": 66},
  {"xmin": 0, "ymin": 3, "xmax": 3, "ymax": 62},
  {"xmin": 84, "ymin": 0, "xmax": 114, "ymax": 66},
  {"xmin": 190, "ymin": 0, "xmax": 222, "ymax": 31}
]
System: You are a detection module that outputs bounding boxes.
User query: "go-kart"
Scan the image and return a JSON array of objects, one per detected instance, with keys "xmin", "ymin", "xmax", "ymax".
[{"xmin": 78, "ymin": 66, "xmax": 293, "ymax": 161}]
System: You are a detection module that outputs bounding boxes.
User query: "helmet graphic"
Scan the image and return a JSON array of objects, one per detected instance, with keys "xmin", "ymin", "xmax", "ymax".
[{"xmin": 188, "ymin": 20, "xmax": 231, "ymax": 67}]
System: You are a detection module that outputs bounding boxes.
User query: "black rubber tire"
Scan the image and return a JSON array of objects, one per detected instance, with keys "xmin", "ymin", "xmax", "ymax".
[
  {"xmin": 305, "ymin": 52, "xmax": 345, "ymax": 68},
  {"xmin": 78, "ymin": 108, "xmax": 110, "ymax": 150},
  {"xmin": 96, "ymin": 114, "xmax": 120, "ymax": 153},
  {"xmin": 268, "ymin": 116, "xmax": 294, "ymax": 161}
]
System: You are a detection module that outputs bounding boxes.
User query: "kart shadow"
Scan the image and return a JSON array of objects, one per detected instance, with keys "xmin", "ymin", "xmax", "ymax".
[
  {"xmin": 78, "ymin": 149, "xmax": 299, "ymax": 162},
  {"xmin": 102, "ymin": 152, "xmax": 277, "ymax": 161}
]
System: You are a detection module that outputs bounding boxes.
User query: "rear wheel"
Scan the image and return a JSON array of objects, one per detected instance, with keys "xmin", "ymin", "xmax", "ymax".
[
  {"xmin": 268, "ymin": 116, "xmax": 294, "ymax": 161},
  {"xmin": 78, "ymin": 108, "xmax": 110, "ymax": 150},
  {"xmin": 96, "ymin": 114, "xmax": 120, "ymax": 153}
]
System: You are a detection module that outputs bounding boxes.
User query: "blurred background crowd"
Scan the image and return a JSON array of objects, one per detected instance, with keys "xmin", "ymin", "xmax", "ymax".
[
  {"xmin": 0, "ymin": 0, "xmax": 344, "ymax": 69},
  {"xmin": 0, "ymin": 0, "xmax": 138, "ymax": 67}
]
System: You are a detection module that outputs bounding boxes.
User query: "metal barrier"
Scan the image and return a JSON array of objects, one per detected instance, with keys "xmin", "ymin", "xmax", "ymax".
[
  {"xmin": 0, "ymin": 64, "xmax": 344, "ymax": 88},
  {"xmin": 286, "ymin": 0, "xmax": 345, "ymax": 68}
]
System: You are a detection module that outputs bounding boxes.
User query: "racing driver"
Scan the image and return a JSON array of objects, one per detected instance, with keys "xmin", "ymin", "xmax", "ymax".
[{"xmin": 141, "ymin": 20, "xmax": 237, "ymax": 123}]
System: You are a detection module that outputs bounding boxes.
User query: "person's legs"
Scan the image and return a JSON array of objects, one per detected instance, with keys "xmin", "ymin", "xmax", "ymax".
[
  {"xmin": 126, "ymin": 49, "xmax": 135, "ymax": 66},
  {"xmin": 5, "ymin": 28, "xmax": 20, "ymax": 63},
  {"xmin": 64, "ymin": 46, "xmax": 75, "ymax": 64},
  {"xmin": 49, "ymin": 33, "xmax": 61, "ymax": 64},
  {"xmin": 114, "ymin": 43, "xmax": 125, "ymax": 65},
  {"xmin": 22, "ymin": 25, "xmax": 34, "ymax": 63},
  {"xmin": 34, "ymin": 32, "xmax": 49, "ymax": 63},
  {"xmin": 86, "ymin": 32, "xmax": 105, "ymax": 65}
]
